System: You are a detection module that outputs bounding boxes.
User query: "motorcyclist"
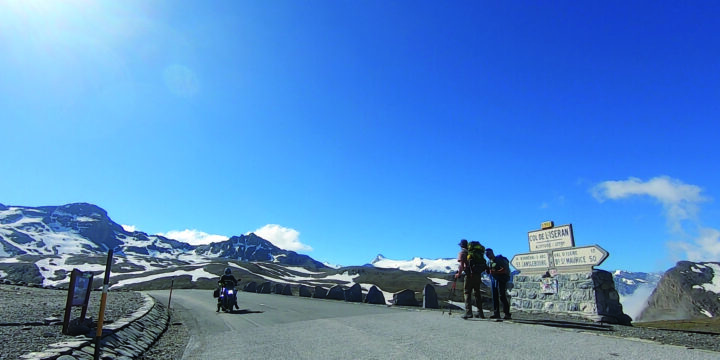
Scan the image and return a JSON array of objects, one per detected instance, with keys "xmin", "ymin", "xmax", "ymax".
[{"xmin": 217, "ymin": 267, "xmax": 240, "ymax": 311}]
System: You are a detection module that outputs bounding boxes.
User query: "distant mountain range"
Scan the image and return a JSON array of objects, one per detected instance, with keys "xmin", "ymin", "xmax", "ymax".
[
  {"xmin": 1, "ymin": 202, "xmax": 717, "ymax": 319},
  {"xmin": 612, "ymin": 270, "xmax": 663, "ymax": 297},
  {"xmin": 0, "ymin": 203, "xmax": 448, "ymax": 305},
  {"xmin": 369, "ymin": 253, "xmax": 662, "ymax": 297},
  {"xmin": 368, "ymin": 254, "xmax": 457, "ymax": 273},
  {"xmin": 0, "ymin": 203, "xmax": 323, "ymax": 268}
]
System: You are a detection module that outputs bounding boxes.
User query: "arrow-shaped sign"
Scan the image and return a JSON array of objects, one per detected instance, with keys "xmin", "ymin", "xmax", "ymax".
[
  {"xmin": 511, "ymin": 252, "xmax": 551, "ymax": 271},
  {"xmin": 552, "ymin": 245, "xmax": 608, "ymax": 268}
]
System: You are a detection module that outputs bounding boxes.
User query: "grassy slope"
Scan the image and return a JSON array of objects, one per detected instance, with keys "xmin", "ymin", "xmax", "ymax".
[{"xmin": 634, "ymin": 318, "xmax": 720, "ymax": 334}]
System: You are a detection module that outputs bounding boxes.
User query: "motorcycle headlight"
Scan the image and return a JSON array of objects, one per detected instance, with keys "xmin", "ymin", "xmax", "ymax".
[{"xmin": 228, "ymin": 290, "xmax": 234, "ymax": 294}]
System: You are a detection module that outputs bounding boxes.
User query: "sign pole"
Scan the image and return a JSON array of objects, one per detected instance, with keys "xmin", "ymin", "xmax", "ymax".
[
  {"xmin": 62, "ymin": 269, "xmax": 79, "ymax": 335},
  {"xmin": 93, "ymin": 249, "xmax": 113, "ymax": 360},
  {"xmin": 168, "ymin": 277, "xmax": 174, "ymax": 312}
]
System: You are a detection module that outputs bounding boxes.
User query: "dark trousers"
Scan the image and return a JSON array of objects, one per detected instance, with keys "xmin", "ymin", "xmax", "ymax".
[
  {"xmin": 463, "ymin": 274, "xmax": 483, "ymax": 316},
  {"xmin": 490, "ymin": 276, "xmax": 510, "ymax": 316}
]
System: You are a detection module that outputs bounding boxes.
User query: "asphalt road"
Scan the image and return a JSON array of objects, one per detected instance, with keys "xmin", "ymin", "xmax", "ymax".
[{"xmin": 147, "ymin": 290, "xmax": 719, "ymax": 360}]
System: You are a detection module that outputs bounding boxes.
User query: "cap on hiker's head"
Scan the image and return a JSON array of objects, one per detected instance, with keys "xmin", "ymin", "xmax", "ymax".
[{"xmin": 459, "ymin": 239, "xmax": 468, "ymax": 247}]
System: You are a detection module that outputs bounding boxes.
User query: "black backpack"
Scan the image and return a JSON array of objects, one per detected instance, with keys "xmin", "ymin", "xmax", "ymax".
[{"xmin": 491, "ymin": 255, "xmax": 511, "ymax": 280}]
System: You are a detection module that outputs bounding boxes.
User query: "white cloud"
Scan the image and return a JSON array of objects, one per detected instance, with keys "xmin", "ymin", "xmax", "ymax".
[
  {"xmin": 249, "ymin": 224, "xmax": 312, "ymax": 252},
  {"xmin": 121, "ymin": 224, "xmax": 137, "ymax": 232},
  {"xmin": 592, "ymin": 176, "xmax": 707, "ymax": 230},
  {"xmin": 668, "ymin": 228, "xmax": 720, "ymax": 263},
  {"xmin": 158, "ymin": 229, "xmax": 229, "ymax": 246},
  {"xmin": 592, "ymin": 176, "xmax": 719, "ymax": 263},
  {"xmin": 619, "ymin": 283, "xmax": 655, "ymax": 321}
]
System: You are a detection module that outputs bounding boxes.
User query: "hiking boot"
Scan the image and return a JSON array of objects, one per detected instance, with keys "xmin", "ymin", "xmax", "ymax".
[
  {"xmin": 503, "ymin": 314, "xmax": 512, "ymax": 320},
  {"xmin": 461, "ymin": 313, "xmax": 473, "ymax": 320},
  {"xmin": 489, "ymin": 314, "xmax": 501, "ymax": 319}
]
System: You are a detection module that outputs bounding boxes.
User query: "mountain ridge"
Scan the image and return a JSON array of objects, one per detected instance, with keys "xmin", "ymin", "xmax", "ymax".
[
  {"xmin": 638, "ymin": 261, "xmax": 720, "ymax": 321},
  {"xmin": 0, "ymin": 203, "xmax": 323, "ymax": 268}
]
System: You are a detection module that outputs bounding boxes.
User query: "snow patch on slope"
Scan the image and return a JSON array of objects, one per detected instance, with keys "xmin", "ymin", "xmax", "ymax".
[{"xmin": 370, "ymin": 254, "xmax": 456, "ymax": 273}]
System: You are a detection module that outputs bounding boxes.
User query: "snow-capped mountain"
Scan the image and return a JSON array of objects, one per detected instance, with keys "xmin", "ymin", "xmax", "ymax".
[
  {"xmin": 194, "ymin": 233, "xmax": 323, "ymax": 268},
  {"xmin": 0, "ymin": 203, "xmax": 192, "ymax": 258},
  {"xmin": 0, "ymin": 203, "xmax": 323, "ymax": 269},
  {"xmin": 369, "ymin": 254, "xmax": 457, "ymax": 273},
  {"xmin": 612, "ymin": 270, "xmax": 662, "ymax": 297},
  {"xmin": 638, "ymin": 261, "xmax": 720, "ymax": 321}
]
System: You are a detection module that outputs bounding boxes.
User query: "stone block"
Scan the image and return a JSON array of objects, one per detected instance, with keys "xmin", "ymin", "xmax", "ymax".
[
  {"xmin": 313, "ymin": 286, "xmax": 327, "ymax": 299},
  {"xmin": 393, "ymin": 289, "xmax": 418, "ymax": 307},
  {"xmin": 578, "ymin": 280, "xmax": 593, "ymax": 289},
  {"xmin": 298, "ymin": 285, "xmax": 312, "ymax": 297},
  {"xmin": 257, "ymin": 281, "xmax": 272, "ymax": 294},
  {"xmin": 422, "ymin": 284, "xmax": 439, "ymax": 309},
  {"xmin": 543, "ymin": 302, "xmax": 555, "ymax": 311},
  {"xmin": 327, "ymin": 285, "xmax": 345, "ymax": 300},
  {"xmin": 344, "ymin": 283, "xmax": 362, "ymax": 302},
  {"xmin": 243, "ymin": 281, "xmax": 257, "ymax": 292},
  {"xmin": 365, "ymin": 285, "xmax": 386, "ymax": 305}
]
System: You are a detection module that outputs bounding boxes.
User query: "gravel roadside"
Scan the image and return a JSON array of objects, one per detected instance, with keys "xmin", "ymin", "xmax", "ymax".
[
  {"xmin": 0, "ymin": 284, "xmax": 147, "ymax": 360},
  {"xmin": 2, "ymin": 284, "xmax": 718, "ymax": 359},
  {"xmin": 136, "ymin": 306, "xmax": 189, "ymax": 360}
]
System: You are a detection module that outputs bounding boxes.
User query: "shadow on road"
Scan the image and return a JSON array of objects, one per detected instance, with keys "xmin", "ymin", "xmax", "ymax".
[
  {"xmin": 511, "ymin": 319, "xmax": 613, "ymax": 331},
  {"xmin": 221, "ymin": 309, "xmax": 264, "ymax": 315}
]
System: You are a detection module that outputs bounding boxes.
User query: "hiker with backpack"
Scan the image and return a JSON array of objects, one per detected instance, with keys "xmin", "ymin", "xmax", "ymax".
[
  {"xmin": 454, "ymin": 239, "xmax": 488, "ymax": 319},
  {"xmin": 485, "ymin": 248, "xmax": 512, "ymax": 320}
]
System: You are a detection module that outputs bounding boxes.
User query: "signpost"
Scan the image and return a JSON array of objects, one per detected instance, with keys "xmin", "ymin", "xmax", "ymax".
[
  {"xmin": 527, "ymin": 224, "xmax": 574, "ymax": 252},
  {"xmin": 62, "ymin": 269, "xmax": 94, "ymax": 334},
  {"xmin": 508, "ymin": 221, "xmax": 624, "ymax": 322},
  {"xmin": 511, "ymin": 252, "xmax": 551, "ymax": 272},
  {"xmin": 552, "ymin": 245, "xmax": 608, "ymax": 268},
  {"xmin": 512, "ymin": 222, "xmax": 609, "ymax": 274}
]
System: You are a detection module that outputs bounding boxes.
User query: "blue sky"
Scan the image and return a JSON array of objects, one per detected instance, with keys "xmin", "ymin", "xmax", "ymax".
[{"xmin": 1, "ymin": 1, "xmax": 718, "ymax": 272}]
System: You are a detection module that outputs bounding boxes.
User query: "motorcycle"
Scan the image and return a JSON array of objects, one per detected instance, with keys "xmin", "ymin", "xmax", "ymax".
[{"xmin": 217, "ymin": 281, "xmax": 238, "ymax": 312}]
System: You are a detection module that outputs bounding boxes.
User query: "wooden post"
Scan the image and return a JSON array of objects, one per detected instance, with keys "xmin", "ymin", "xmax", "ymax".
[
  {"xmin": 62, "ymin": 269, "xmax": 79, "ymax": 335},
  {"xmin": 93, "ymin": 249, "xmax": 113, "ymax": 360}
]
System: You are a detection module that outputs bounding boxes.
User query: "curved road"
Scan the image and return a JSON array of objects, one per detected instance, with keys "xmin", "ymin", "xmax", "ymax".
[{"xmin": 147, "ymin": 290, "xmax": 718, "ymax": 360}]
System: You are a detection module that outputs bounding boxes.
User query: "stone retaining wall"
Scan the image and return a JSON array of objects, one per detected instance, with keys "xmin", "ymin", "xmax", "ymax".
[
  {"xmin": 510, "ymin": 269, "xmax": 631, "ymax": 325},
  {"xmin": 20, "ymin": 294, "xmax": 168, "ymax": 360}
]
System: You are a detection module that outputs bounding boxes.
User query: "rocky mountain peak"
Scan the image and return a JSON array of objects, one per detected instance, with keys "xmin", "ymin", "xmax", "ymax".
[{"xmin": 637, "ymin": 261, "xmax": 720, "ymax": 321}]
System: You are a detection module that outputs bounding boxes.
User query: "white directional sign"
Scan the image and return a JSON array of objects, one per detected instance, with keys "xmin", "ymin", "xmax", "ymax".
[
  {"xmin": 551, "ymin": 245, "xmax": 608, "ymax": 268},
  {"xmin": 527, "ymin": 224, "xmax": 574, "ymax": 252},
  {"xmin": 511, "ymin": 252, "xmax": 551, "ymax": 271}
]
